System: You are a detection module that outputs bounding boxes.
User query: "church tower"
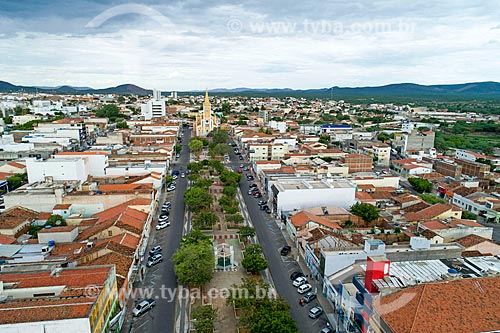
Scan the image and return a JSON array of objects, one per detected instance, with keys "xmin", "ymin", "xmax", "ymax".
[{"xmin": 194, "ymin": 89, "xmax": 219, "ymax": 137}]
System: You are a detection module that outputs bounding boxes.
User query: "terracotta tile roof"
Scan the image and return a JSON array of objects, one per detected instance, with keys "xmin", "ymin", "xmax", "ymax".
[
  {"xmin": 53, "ymin": 204, "xmax": 72, "ymax": 210},
  {"xmin": 420, "ymin": 220, "xmax": 448, "ymax": 230},
  {"xmin": 38, "ymin": 226, "xmax": 77, "ymax": 234},
  {"xmin": 370, "ymin": 191, "xmax": 394, "ymax": 200},
  {"xmin": 419, "ymin": 229, "xmax": 441, "ymax": 240},
  {"xmin": 405, "ymin": 204, "xmax": 456, "ymax": 221},
  {"xmin": 0, "ymin": 206, "xmax": 39, "ymax": 229},
  {"xmin": 80, "ymin": 252, "xmax": 132, "ymax": 288},
  {"xmin": 98, "ymin": 183, "xmax": 153, "ymax": 192},
  {"xmin": 290, "ymin": 211, "xmax": 342, "ymax": 230},
  {"xmin": 394, "ymin": 194, "xmax": 422, "ymax": 204},
  {"xmin": 92, "ymin": 198, "xmax": 150, "ymax": 222},
  {"xmin": 376, "ymin": 277, "xmax": 500, "ymax": 333},
  {"xmin": 355, "ymin": 192, "xmax": 374, "ymax": 200},
  {"xmin": 448, "ymin": 219, "xmax": 482, "ymax": 228},
  {"xmin": 0, "ymin": 172, "xmax": 14, "ymax": 180},
  {"xmin": 0, "ymin": 234, "xmax": 16, "ymax": 244},
  {"xmin": 455, "ymin": 234, "xmax": 492, "ymax": 248},
  {"xmin": 57, "ymin": 151, "xmax": 107, "ymax": 155},
  {"xmin": 7, "ymin": 161, "xmax": 26, "ymax": 169},
  {"xmin": 37, "ymin": 212, "xmax": 52, "ymax": 220},
  {"xmin": 402, "ymin": 202, "xmax": 430, "ymax": 213}
]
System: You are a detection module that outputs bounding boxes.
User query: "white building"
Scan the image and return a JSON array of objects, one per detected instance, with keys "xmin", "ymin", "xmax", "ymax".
[
  {"xmin": 141, "ymin": 89, "xmax": 166, "ymax": 120},
  {"xmin": 26, "ymin": 157, "xmax": 89, "ymax": 183},
  {"xmin": 53, "ymin": 152, "xmax": 108, "ymax": 177},
  {"xmin": 271, "ymin": 178, "xmax": 356, "ymax": 215}
]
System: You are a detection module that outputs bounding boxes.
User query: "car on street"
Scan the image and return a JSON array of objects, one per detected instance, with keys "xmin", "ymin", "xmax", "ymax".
[
  {"xmin": 253, "ymin": 192, "xmax": 262, "ymax": 198},
  {"xmin": 290, "ymin": 271, "xmax": 305, "ymax": 280},
  {"xmin": 280, "ymin": 245, "xmax": 292, "ymax": 256},
  {"xmin": 156, "ymin": 220, "xmax": 170, "ymax": 230},
  {"xmin": 158, "ymin": 215, "xmax": 169, "ymax": 222},
  {"xmin": 147, "ymin": 254, "xmax": 163, "ymax": 267},
  {"xmin": 258, "ymin": 200, "xmax": 267, "ymax": 206},
  {"xmin": 239, "ymin": 164, "xmax": 244, "ymax": 168},
  {"xmin": 238, "ymin": 168, "xmax": 243, "ymax": 174},
  {"xmin": 249, "ymin": 183, "xmax": 258, "ymax": 188},
  {"xmin": 292, "ymin": 276, "xmax": 308, "ymax": 287},
  {"xmin": 319, "ymin": 326, "xmax": 334, "ymax": 333},
  {"xmin": 308, "ymin": 305, "xmax": 323, "ymax": 319},
  {"xmin": 300, "ymin": 291, "xmax": 317, "ymax": 304},
  {"xmin": 181, "ymin": 172, "xmax": 185, "ymax": 178},
  {"xmin": 239, "ymin": 155, "xmax": 244, "ymax": 160},
  {"xmin": 163, "ymin": 201, "xmax": 171, "ymax": 208},
  {"xmin": 167, "ymin": 185, "xmax": 176, "ymax": 192},
  {"xmin": 244, "ymin": 166, "xmax": 249, "ymax": 171},
  {"xmin": 260, "ymin": 204, "xmax": 269, "ymax": 211},
  {"xmin": 297, "ymin": 283, "xmax": 312, "ymax": 294},
  {"xmin": 172, "ymin": 175, "xmax": 178, "ymax": 180},
  {"xmin": 246, "ymin": 175, "xmax": 254, "ymax": 180},
  {"xmin": 149, "ymin": 246, "xmax": 162, "ymax": 256},
  {"xmin": 264, "ymin": 206, "xmax": 271, "ymax": 213},
  {"xmin": 132, "ymin": 299, "xmax": 156, "ymax": 316}
]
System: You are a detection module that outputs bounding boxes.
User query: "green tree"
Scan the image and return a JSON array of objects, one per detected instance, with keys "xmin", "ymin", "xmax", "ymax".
[
  {"xmin": 208, "ymin": 159, "xmax": 225, "ymax": 174},
  {"xmin": 192, "ymin": 210, "xmax": 219, "ymax": 229},
  {"xmin": 319, "ymin": 134, "xmax": 330, "ymax": 145},
  {"xmin": 172, "ymin": 242, "xmax": 214, "ymax": 287},
  {"xmin": 222, "ymin": 185, "xmax": 236, "ymax": 197},
  {"xmin": 225, "ymin": 214, "xmax": 244, "ymax": 224},
  {"xmin": 408, "ymin": 177, "xmax": 432, "ymax": 193},
  {"xmin": 210, "ymin": 143, "xmax": 232, "ymax": 157},
  {"xmin": 209, "ymin": 129, "xmax": 230, "ymax": 144},
  {"xmin": 191, "ymin": 305, "xmax": 217, "ymax": 333},
  {"xmin": 193, "ymin": 178, "xmax": 213, "ymax": 189},
  {"xmin": 220, "ymin": 170, "xmax": 241, "ymax": 186},
  {"xmin": 175, "ymin": 144, "xmax": 182, "ymax": 153},
  {"xmin": 187, "ymin": 162, "xmax": 203, "ymax": 174},
  {"xmin": 189, "ymin": 139, "xmax": 204, "ymax": 159},
  {"xmin": 418, "ymin": 194, "xmax": 446, "ymax": 204},
  {"xmin": 350, "ymin": 202, "xmax": 379, "ymax": 222},
  {"xmin": 244, "ymin": 244, "xmax": 263, "ymax": 256},
  {"xmin": 246, "ymin": 298, "xmax": 298, "ymax": 333},
  {"xmin": 462, "ymin": 211, "xmax": 477, "ymax": 220},
  {"xmin": 242, "ymin": 253, "xmax": 268, "ymax": 274},
  {"xmin": 377, "ymin": 132, "xmax": 391, "ymax": 142},
  {"xmin": 238, "ymin": 226, "xmax": 256, "ymax": 239},
  {"xmin": 7, "ymin": 175, "xmax": 23, "ymax": 190},
  {"xmin": 45, "ymin": 215, "xmax": 66, "ymax": 227},
  {"xmin": 221, "ymin": 102, "xmax": 231, "ymax": 114},
  {"xmin": 184, "ymin": 187, "xmax": 212, "ymax": 210},
  {"xmin": 116, "ymin": 121, "xmax": 129, "ymax": 129},
  {"xmin": 95, "ymin": 104, "xmax": 121, "ymax": 121},
  {"xmin": 181, "ymin": 229, "xmax": 212, "ymax": 247}
]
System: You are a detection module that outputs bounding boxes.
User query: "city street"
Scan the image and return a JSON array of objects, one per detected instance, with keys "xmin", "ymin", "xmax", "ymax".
[
  {"xmin": 125, "ymin": 127, "xmax": 191, "ymax": 333},
  {"xmin": 228, "ymin": 149, "xmax": 329, "ymax": 333}
]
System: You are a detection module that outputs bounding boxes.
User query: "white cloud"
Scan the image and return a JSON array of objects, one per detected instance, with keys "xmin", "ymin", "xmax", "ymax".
[{"xmin": 0, "ymin": 0, "xmax": 498, "ymax": 89}]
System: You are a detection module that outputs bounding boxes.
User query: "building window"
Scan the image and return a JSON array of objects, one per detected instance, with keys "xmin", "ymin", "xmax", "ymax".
[{"xmin": 108, "ymin": 230, "xmax": 112, "ymax": 236}]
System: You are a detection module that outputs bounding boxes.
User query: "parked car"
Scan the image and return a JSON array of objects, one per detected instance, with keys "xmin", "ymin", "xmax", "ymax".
[
  {"xmin": 297, "ymin": 283, "xmax": 312, "ymax": 294},
  {"xmin": 158, "ymin": 215, "xmax": 169, "ymax": 222},
  {"xmin": 149, "ymin": 246, "xmax": 162, "ymax": 256},
  {"xmin": 249, "ymin": 184, "xmax": 258, "ymax": 189},
  {"xmin": 172, "ymin": 175, "xmax": 178, "ymax": 180},
  {"xmin": 156, "ymin": 221, "xmax": 170, "ymax": 230},
  {"xmin": 163, "ymin": 201, "xmax": 171, "ymax": 208},
  {"xmin": 167, "ymin": 185, "xmax": 176, "ymax": 192},
  {"xmin": 258, "ymin": 200, "xmax": 267, "ymax": 206},
  {"xmin": 308, "ymin": 305, "xmax": 323, "ymax": 319},
  {"xmin": 260, "ymin": 205, "xmax": 269, "ymax": 211},
  {"xmin": 264, "ymin": 206, "xmax": 271, "ymax": 214},
  {"xmin": 132, "ymin": 299, "xmax": 156, "ymax": 316},
  {"xmin": 160, "ymin": 211, "xmax": 170, "ymax": 217},
  {"xmin": 280, "ymin": 245, "xmax": 292, "ymax": 256},
  {"xmin": 239, "ymin": 164, "xmax": 244, "ymax": 168},
  {"xmin": 239, "ymin": 155, "xmax": 243, "ymax": 160},
  {"xmin": 181, "ymin": 172, "xmax": 185, "ymax": 178},
  {"xmin": 290, "ymin": 271, "xmax": 305, "ymax": 280},
  {"xmin": 246, "ymin": 175, "xmax": 254, "ymax": 180},
  {"xmin": 238, "ymin": 168, "xmax": 243, "ymax": 174},
  {"xmin": 253, "ymin": 193, "xmax": 262, "ymax": 198},
  {"xmin": 243, "ymin": 166, "xmax": 249, "ymax": 171},
  {"xmin": 292, "ymin": 276, "xmax": 308, "ymax": 287},
  {"xmin": 147, "ymin": 254, "xmax": 163, "ymax": 267},
  {"xmin": 300, "ymin": 291, "xmax": 317, "ymax": 304},
  {"xmin": 319, "ymin": 327, "xmax": 334, "ymax": 333}
]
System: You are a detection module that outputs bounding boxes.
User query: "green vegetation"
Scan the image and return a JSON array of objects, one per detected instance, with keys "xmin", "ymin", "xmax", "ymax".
[
  {"xmin": 419, "ymin": 194, "xmax": 446, "ymax": 204},
  {"xmin": 7, "ymin": 173, "xmax": 27, "ymax": 191},
  {"xmin": 434, "ymin": 121, "xmax": 500, "ymax": 153},
  {"xmin": 173, "ymin": 230, "xmax": 214, "ymax": 287},
  {"xmin": 191, "ymin": 305, "xmax": 217, "ymax": 333},
  {"xmin": 192, "ymin": 210, "xmax": 218, "ymax": 230},
  {"xmin": 238, "ymin": 226, "xmax": 256, "ymax": 241},
  {"xmin": 408, "ymin": 177, "xmax": 432, "ymax": 193},
  {"xmin": 116, "ymin": 121, "xmax": 128, "ymax": 129},
  {"xmin": 95, "ymin": 104, "xmax": 122, "ymax": 122},
  {"xmin": 189, "ymin": 139, "xmax": 204, "ymax": 159},
  {"xmin": 242, "ymin": 244, "xmax": 268, "ymax": 274},
  {"xmin": 350, "ymin": 202, "xmax": 379, "ymax": 222},
  {"xmin": 184, "ymin": 187, "xmax": 212, "ymax": 210},
  {"xmin": 462, "ymin": 211, "xmax": 477, "ymax": 220},
  {"xmin": 225, "ymin": 213, "xmax": 244, "ymax": 225},
  {"xmin": 28, "ymin": 214, "xmax": 67, "ymax": 239},
  {"xmin": 227, "ymin": 278, "xmax": 297, "ymax": 333},
  {"xmin": 318, "ymin": 134, "xmax": 330, "ymax": 145}
]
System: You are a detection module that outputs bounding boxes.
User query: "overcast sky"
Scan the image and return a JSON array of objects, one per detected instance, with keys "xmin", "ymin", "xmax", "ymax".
[{"xmin": 0, "ymin": 0, "xmax": 499, "ymax": 90}]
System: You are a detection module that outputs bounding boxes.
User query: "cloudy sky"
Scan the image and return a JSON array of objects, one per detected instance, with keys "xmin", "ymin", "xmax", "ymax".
[{"xmin": 0, "ymin": 0, "xmax": 499, "ymax": 90}]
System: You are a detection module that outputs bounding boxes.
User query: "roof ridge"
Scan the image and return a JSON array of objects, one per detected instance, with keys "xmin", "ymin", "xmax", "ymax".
[{"xmin": 409, "ymin": 284, "xmax": 427, "ymax": 333}]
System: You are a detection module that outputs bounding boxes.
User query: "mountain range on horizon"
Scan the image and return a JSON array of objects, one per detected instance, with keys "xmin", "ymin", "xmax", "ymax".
[{"xmin": 1, "ymin": 80, "xmax": 500, "ymax": 99}]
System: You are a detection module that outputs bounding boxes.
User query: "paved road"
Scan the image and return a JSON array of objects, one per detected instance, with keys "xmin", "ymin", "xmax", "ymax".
[
  {"xmin": 228, "ymin": 149, "xmax": 328, "ymax": 333},
  {"xmin": 129, "ymin": 127, "xmax": 191, "ymax": 333}
]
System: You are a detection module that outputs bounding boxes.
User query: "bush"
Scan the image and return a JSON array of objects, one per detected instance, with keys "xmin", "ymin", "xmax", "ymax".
[
  {"xmin": 461, "ymin": 211, "xmax": 477, "ymax": 220},
  {"xmin": 350, "ymin": 202, "xmax": 379, "ymax": 222}
]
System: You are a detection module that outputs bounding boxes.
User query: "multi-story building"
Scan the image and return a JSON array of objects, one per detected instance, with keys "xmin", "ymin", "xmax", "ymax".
[
  {"xmin": 454, "ymin": 158, "xmax": 490, "ymax": 179},
  {"xmin": 28, "ymin": 118, "xmax": 90, "ymax": 150},
  {"xmin": 364, "ymin": 144, "xmax": 390, "ymax": 167},
  {"xmin": 141, "ymin": 89, "xmax": 166, "ymax": 120},
  {"xmin": 0, "ymin": 266, "xmax": 120, "ymax": 333},
  {"xmin": 194, "ymin": 90, "xmax": 219, "ymax": 137},
  {"xmin": 26, "ymin": 157, "xmax": 90, "ymax": 184},
  {"xmin": 432, "ymin": 158, "xmax": 462, "ymax": 180},
  {"xmin": 248, "ymin": 143, "xmax": 288, "ymax": 161},
  {"xmin": 343, "ymin": 154, "xmax": 373, "ymax": 173},
  {"xmin": 258, "ymin": 109, "xmax": 269, "ymax": 124},
  {"xmin": 403, "ymin": 130, "xmax": 435, "ymax": 155}
]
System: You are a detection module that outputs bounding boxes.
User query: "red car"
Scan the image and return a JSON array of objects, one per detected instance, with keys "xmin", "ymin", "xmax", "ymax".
[{"xmin": 238, "ymin": 168, "xmax": 243, "ymax": 174}]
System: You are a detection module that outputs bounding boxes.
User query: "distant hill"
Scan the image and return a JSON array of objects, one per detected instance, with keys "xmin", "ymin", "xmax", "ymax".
[
  {"xmin": 1, "ymin": 80, "xmax": 499, "ymax": 99},
  {"xmin": 0, "ymin": 81, "xmax": 152, "ymax": 95}
]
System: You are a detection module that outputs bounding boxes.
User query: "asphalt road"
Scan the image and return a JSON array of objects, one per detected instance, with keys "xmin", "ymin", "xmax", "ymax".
[
  {"xmin": 130, "ymin": 127, "xmax": 190, "ymax": 333},
  {"xmin": 228, "ymin": 149, "xmax": 328, "ymax": 333}
]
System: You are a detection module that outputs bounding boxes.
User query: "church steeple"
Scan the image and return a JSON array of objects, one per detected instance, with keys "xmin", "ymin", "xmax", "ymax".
[{"xmin": 204, "ymin": 89, "xmax": 210, "ymax": 105}]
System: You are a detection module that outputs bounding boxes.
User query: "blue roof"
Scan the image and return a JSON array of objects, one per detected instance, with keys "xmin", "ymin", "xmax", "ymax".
[{"xmin": 320, "ymin": 124, "xmax": 351, "ymax": 129}]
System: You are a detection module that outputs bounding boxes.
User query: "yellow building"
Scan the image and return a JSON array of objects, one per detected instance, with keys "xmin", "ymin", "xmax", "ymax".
[{"xmin": 194, "ymin": 90, "xmax": 219, "ymax": 137}]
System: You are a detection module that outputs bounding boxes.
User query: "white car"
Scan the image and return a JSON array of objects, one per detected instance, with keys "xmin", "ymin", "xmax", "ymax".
[
  {"xmin": 167, "ymin": 185, "xmax": 176, "ymax": 192},
  {"xmin": 156, "ymin": 221, "xmax": 170, "ymax": 230},
  {"xmin": 297, "ymin": 283, "xmax": 312, "ymax": 294},
  {"xmin": 292, "ymin": 276, "xmax": 308, "ymax": 287},
  {"xmin": 180, "ymin": 172, "xmax": 185, "ymax": 178},
  {"xmin": 158, "ymin": 215, "xmax": 169, "ymax": 222},
  {"xmin": 132, "ymin": 299, "xmax": 156, "ymax": 316}
]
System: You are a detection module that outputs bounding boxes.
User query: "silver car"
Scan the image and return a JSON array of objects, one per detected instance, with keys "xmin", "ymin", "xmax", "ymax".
[{"xmin": 132, "ymin": 299, "xmax": 156, "ymax": 316}]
